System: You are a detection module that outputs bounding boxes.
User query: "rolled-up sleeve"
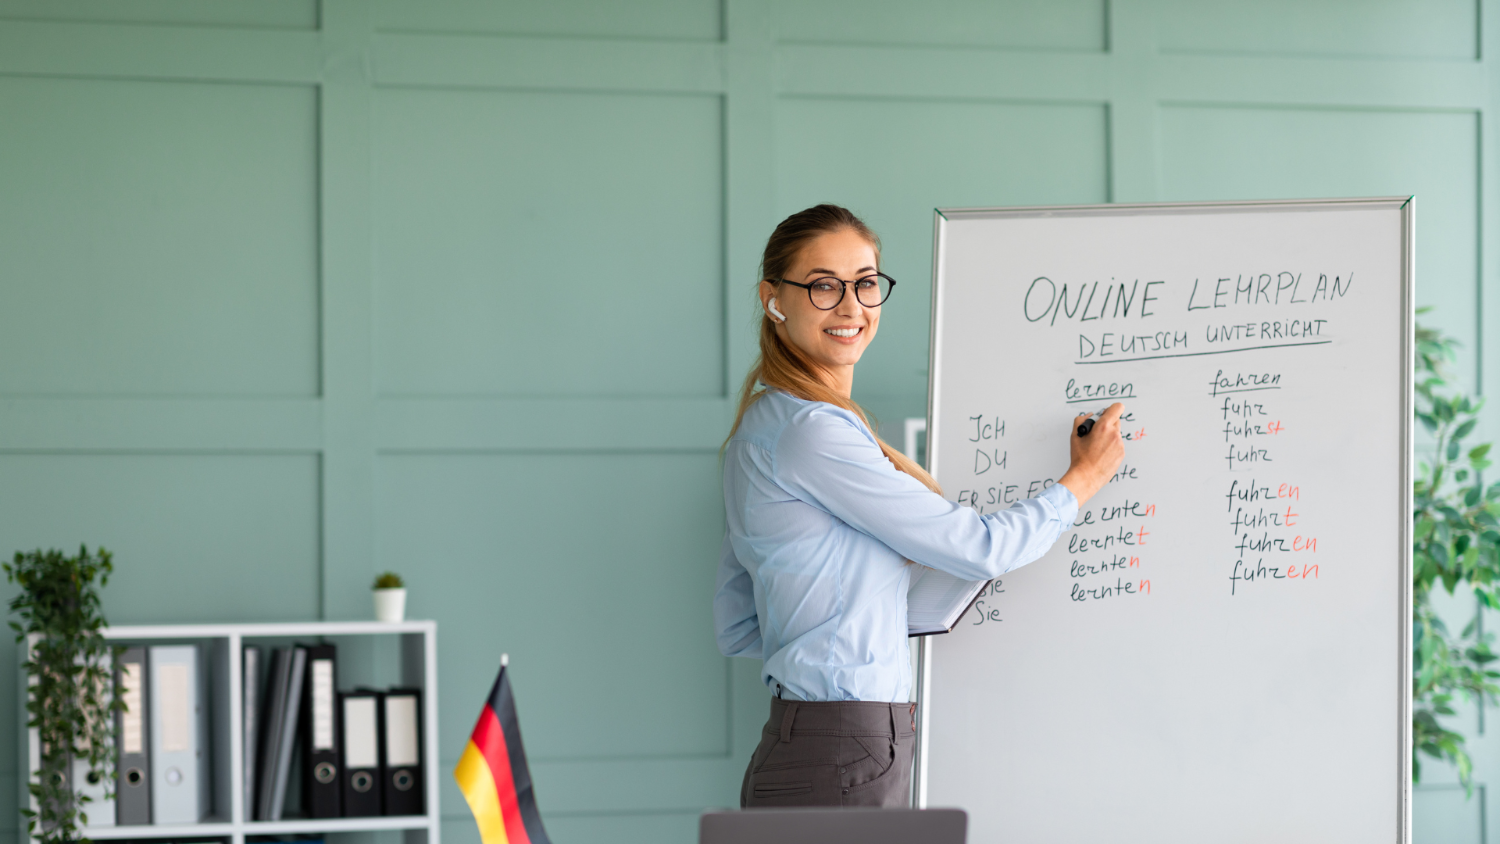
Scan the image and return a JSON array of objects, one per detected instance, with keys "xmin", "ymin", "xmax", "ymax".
[
  {"xmin": 774, "ymin": 406, "xmax": 1078, "ymax": 582},
  {"xmin": 713, "ymin": 531, "xmax": 762, "ymax": 658}
]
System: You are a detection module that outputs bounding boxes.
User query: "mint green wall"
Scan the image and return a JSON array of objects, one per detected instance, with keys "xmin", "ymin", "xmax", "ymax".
[{"xmin": 0, "ymin": 1, "xmax": 1494, "ymax": 843}]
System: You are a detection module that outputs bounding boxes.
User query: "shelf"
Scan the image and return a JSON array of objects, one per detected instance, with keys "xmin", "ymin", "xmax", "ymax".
[
  {"xmin": 80, "ymin": 822, "xmax": 235, "ymax": 840},
  {"xmin": 100, "ymin": 620, "xmax": 437, "ymax": 640},
  {"xmin": 21, "ymin": 621, "xmax": 441, "ymax": 844},
  {"xmin": 245, "ymin": 816, "xmax": 433, "ymax": 835},
  {"xmin": 79, "ymin": 816, "xmax": 431, "ymax": 840}
]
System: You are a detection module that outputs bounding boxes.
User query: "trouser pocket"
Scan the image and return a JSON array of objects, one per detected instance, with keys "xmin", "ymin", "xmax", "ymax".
[
  {"xmin": 845, "ymin": 734, "xmax": 894, "ymax": 787},
  {"xmin": 843, "ymin": 731, "xmax": 913, "ymax": 807},
  {"xmin": 744, "ymin": 764, "xmax": 841, "ymax": 807},
  {"xmin": 753, "ymin": 781, "xmax": 811, "ymax": 798}
]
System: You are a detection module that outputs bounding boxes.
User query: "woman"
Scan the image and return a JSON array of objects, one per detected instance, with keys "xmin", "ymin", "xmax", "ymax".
[{"xmin": 713, "ymin": 204, "xmax": 1125, "ymax": 808}]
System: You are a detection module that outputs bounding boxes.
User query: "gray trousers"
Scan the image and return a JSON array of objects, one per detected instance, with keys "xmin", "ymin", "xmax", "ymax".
[{"xmin": 740, "ymin": 697, "xmax": 916, "ymax": 808}]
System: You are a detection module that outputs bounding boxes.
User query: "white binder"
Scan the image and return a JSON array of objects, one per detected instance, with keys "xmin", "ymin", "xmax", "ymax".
[
  {"xmin": 242, "ymin": 646, "xmax": 260, "ymax": 819},
  {"xmin": 149, "ymin": 645, "xmax": 207, "ymax": 823},
  {"xmin": 72, "ymin": 747, "xmax": 115, "ymax": 828},
  {"xmin": 72, "ymin": 650, "xmax": 114, "ymax": 827}
]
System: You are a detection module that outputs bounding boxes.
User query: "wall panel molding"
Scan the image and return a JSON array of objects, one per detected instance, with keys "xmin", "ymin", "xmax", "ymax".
[
  {"xmin": 318, "ymin": 0, "xmax": 378, "ymax": 623},
  {"xmin": 772, "ymin": 0, "xmax": 1106, "ymax": 52},
  {"xmin": 1153, "ymin": 0, "xmax": 1480, "ymax": 61},
  {"xmin": 776, "ymin": 44, "xmax": 1109, "ymax": 100},
  {"xmin": 0, "ymin": 0, "xmax": 319, "ymax": 30},
  {"xmin": 373, "ymin": 32, "xmax": 726, "ymax": 92},
  {"xmin": 370, "ymin": 86, "xmax": 726, "ymax": 399},
  {"xmin": 0, "ymin": 74, "xmax": 321, "ymax": 398},
  {"xmin": 0, "ymin": 452, "xmax": 324, "ymax": 624},
  {"xmin": 0, "ymin": 399, "xmax": 321, "ymax": 451},
  {"xmin": 0, "ymin": 20, "xmax": 320, "ymax": 81},
  {"xmin": 373, "ymin": 0, "xmax": 724, "ymax": 43},
  {"xmin": 375, "ymin": 398, "xmax": 730, "ymax": 451},
  {"xmin": 1156, "ymin": 56, "xmax": 1485, "ymax": 109}
]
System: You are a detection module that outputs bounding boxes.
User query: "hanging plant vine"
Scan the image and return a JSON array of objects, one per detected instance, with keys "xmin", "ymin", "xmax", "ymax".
[{"xmin": 6, "ymin": 546, "xmax": 121, "ymax": 844}]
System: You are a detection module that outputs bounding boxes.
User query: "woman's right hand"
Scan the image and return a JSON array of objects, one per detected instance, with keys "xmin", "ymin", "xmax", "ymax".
[{"xmin": 1057, "ymin": 403, "xmax": 1126, "ymax": 507}]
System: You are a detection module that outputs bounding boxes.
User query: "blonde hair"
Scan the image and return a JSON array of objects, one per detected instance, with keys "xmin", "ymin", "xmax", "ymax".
[{"xmin": 727, "ymin": 204, "xmax": 941, "ymax": 495}]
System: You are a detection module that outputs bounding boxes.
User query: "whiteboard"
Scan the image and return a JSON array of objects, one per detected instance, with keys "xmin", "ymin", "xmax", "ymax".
[{"xmin": 916, "ymin": 199, "xmax": 1413, "ymax": 843}]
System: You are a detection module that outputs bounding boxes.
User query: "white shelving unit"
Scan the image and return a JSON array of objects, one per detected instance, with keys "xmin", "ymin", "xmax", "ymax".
[{"xmin": 19, "ymin": 621, "xmax": 440, "ymax": 844}]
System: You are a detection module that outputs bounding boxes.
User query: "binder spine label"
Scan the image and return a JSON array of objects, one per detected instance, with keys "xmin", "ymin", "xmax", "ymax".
[
  {"xmin": 312, "ymin": 660, "xmax": 334, "ymax": 750},
  {"xmin": 158, "ymin": 664, "xmax": 190, "ymax": 752},
  {"xmin": 384, "ymin": 697, "xmax": 418, "ymax": 766},
  {"xmin": 122, "ymin": 663, "xmax": 144, "ymax": 754}
]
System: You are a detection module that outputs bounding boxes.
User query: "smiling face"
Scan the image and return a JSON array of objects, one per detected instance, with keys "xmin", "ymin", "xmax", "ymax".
[{"xmin": 759, "ymin": 227, "xmax": 881, "ymax": 396}]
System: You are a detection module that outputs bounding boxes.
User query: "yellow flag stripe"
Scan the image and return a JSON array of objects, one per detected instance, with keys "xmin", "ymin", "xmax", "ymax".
[{"xmin": 455, "ymin": 740, "xmax": 510, "ymax": 844}]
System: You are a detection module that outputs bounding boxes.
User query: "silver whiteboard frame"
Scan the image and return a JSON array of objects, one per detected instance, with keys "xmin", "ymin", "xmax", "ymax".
[{"xmin": 914, "ymin": 198, "xmax": 1415, "ymax": 843}]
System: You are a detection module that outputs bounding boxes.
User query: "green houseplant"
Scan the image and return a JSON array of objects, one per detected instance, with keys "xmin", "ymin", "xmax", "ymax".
[
  {"xmin": 372, "ymin": 571, "xmax": 407, "ymax": 622},
  {"xmin": 1412, "ymin": 317, "xmax": 1500, "ymax": 790},
  {"xmin": 6, "ymin": 546, "xmax": 121, "ymax": 843}
]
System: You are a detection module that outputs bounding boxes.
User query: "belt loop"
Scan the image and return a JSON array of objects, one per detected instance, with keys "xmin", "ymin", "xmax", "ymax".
[
  {"xmin": 889, "ymin": 703, "xmax": 898, "ymax": 738},
  {"xmin": 779, "ymin": 701, "xmax": 799, "ymax": 743}
]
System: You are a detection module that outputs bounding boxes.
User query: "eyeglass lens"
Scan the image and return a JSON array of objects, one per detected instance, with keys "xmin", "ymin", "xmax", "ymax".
[{"xmin": 807, "ymin": 275, "xmax": 893, "ymax": 309}]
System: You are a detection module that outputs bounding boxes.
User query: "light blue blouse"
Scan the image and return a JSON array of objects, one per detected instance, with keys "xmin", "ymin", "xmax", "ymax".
[{"xmin": 713, "ymin": 390, "xmax": 1078, "ymax": 703}]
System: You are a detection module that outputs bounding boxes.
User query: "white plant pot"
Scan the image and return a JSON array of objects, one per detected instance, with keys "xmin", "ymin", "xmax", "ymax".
[{"xmin": 373, "ymin": 588, "xmax": 407, "ymax": 622}]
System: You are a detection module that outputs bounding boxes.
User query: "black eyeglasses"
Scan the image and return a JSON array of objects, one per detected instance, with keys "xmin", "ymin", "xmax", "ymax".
[{"xmin": 779, "ymin": 273, "xmax": 896, "ymax": 310}]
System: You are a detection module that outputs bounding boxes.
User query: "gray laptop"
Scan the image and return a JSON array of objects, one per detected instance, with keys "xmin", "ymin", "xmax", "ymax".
[{"xmin": 700, "ymin": 808, "xmax": 967, "ymax": 844}]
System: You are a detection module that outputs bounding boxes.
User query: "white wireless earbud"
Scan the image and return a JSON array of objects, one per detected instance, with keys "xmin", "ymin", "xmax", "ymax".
[{"xmin": 768, "ymin": 298, "xmax": 787, "ymax": 322}]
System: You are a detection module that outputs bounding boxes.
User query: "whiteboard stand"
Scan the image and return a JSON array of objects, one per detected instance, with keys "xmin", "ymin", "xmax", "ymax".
[
  {"xmin": 903, "ymin": 417, "xmax": 927, "ymax": 461},
  {"xmin": 903, "ymin": 415, "xmax": 933, "ymax": 809}
]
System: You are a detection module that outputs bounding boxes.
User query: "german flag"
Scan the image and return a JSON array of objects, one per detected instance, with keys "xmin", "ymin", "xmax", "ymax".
[{"xmin": 454, "ymin": 655, "xmax": 552, "ymax": 844}]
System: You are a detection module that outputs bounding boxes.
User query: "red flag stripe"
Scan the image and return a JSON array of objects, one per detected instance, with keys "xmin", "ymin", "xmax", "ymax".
[
  {"xmin": 484, "ymin": 671, "xmax": 549, "ymax": 844},
  {"xmin": 471, "ymin": 704, "xmax": 533, "ymax": 844}
]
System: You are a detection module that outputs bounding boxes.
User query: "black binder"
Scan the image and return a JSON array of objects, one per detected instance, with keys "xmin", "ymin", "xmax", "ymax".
[
  {"xmin": 340, "ymin": 689, "xmax": 383, "ymax": 816},
  {"xmin": 381, "ymin": 688, "xmax": 423, "ymax": 815},
  {"xmin": 301, "ymin": 644, "xmax": 341, "ymax": 818},
  {"xmin": 115, "ymin": 646, "xmax": 150, "ymax": 825}
]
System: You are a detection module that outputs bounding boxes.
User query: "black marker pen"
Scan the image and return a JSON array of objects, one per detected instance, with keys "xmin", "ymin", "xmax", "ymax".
[{"xmin": 1077, "ymin": 410, "xmax": 1104, "ymax": 437}]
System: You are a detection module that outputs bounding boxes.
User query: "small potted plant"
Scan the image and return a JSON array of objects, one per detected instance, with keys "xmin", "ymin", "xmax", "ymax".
[{"xmin": 373, "ymin": 572, "xmax": 406, "ymax": 622}]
